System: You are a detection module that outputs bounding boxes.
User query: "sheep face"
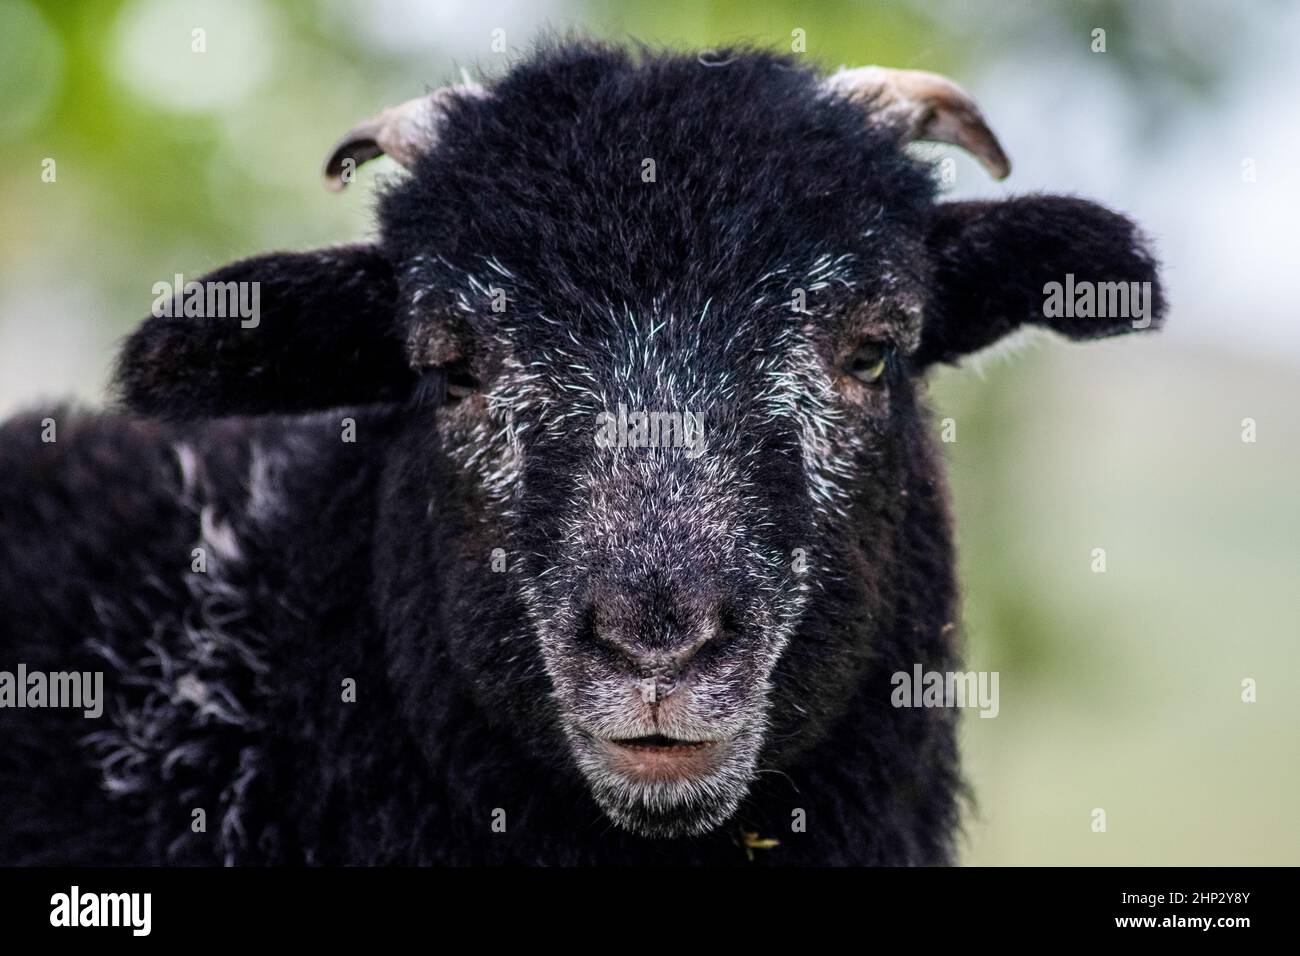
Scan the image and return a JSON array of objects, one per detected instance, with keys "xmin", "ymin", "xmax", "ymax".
[
  {"xmin": 404, "ymin": 256, "xmax": 931, "ymax": 837},
  {"xmin": 396, "ymin": 268, "xmax": 930, "ymax": 839}
]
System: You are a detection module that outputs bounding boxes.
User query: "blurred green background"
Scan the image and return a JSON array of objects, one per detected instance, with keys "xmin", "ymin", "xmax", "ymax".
[{"xmin": 2, "ymin": 0, "xmax": 1296, "ymax": 864}]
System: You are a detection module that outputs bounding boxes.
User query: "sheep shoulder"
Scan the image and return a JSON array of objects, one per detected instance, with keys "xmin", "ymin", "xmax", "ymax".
[{"xmin": 0, "ymin": 407, "xmax": 394, "ymax": 863}]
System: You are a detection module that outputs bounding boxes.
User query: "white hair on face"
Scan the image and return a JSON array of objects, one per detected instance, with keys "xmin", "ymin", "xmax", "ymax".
[
  {"xmin": 754, "ymin": 248, "xmax": 925, "ymax": 538},
  {"xmin": 754, "ymin": 252, "xmax": 868, "ymax": 529},
  {"xmin": 758, "ymin": 330, "xmax": 859, "ymax": 524}
]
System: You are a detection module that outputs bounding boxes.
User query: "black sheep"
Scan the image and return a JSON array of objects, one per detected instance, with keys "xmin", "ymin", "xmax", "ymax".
[{"xmin": 0, "ymin": 41, "xmax": 1163, "ymax": 865}]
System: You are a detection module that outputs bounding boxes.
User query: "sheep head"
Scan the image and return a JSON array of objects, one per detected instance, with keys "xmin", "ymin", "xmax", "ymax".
[{"xmin": 115, "ymin": 44, "xmax": 1163, "ymax": 842}]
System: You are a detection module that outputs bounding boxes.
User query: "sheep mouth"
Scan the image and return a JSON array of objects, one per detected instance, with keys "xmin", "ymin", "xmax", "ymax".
[
  {"xmin": 593, "ymin": 733, "xmax": 731, "ymax": 784},
  {"xmin": 568, "ymin": 723, "xmax": 762, "ymax": 837},
  {"xmin": 607, "ymin": 734, "xmax": 716, "ymax": 752}
]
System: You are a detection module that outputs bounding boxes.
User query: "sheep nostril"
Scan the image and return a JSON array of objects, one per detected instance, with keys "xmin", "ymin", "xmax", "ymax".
[
  {"xmin": 581, "ymin": 601, "xmax": 724, "ymax": 701},
  {"xmin": 590, "ymin": 624, "xmax": 666, "ymax": 684}
]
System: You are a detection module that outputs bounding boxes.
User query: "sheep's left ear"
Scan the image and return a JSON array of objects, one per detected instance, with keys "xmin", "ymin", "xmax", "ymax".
[
  {"xmin": 114, "ymin": 244, "xmax": 415, "ymax": 418},
  {"xmin": 915, "ymin": 196, "xmax": 1165, "ymax": 368}
]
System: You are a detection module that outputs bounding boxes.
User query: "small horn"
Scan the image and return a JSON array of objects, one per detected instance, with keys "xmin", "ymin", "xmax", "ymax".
[
  {"xmin": 823, "ymin": 66, "xmax": 1011, "ymax": 180},
  {"xmin": 323, "ymin": 80, "xmax": 485, "ymax": 191}
]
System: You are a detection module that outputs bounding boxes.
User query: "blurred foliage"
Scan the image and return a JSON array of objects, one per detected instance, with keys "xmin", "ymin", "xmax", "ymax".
[{"xmin": 1, "ymin": 0, "xmax": 1295, "ymax": 864}]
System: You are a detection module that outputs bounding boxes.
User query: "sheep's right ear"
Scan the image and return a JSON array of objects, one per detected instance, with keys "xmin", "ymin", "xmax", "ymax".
[{"xmin": 114, "ymin": 244, "xmax": 416, "ymax": 418}]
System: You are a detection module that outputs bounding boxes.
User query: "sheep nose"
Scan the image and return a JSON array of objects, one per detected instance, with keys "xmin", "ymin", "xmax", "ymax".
[{"xmin": 586, "ymin": 603, "xmax": 720, "ymax": 701}]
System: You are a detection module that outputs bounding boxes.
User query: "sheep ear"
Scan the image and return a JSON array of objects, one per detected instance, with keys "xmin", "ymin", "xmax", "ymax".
[
  {"xmin": 915, "ymin": 196, "xmax": 1165, "ymax": 369},
  {"xmin": 114, "ymin": 244, "xmax": 415, "ymax": 418}
]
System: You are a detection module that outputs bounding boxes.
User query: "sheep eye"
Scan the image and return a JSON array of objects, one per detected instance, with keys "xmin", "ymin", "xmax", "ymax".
[
  {"xmin": 443, "ymin": 363, "xmax": 480, "ymax": 401},
  {"xmin": 417, "ymin": 363, "xmax": 479, "ymax": 406},
  {"xmin": 847, "ymin": 344, "xmax": 888, "ymax": 384}
]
